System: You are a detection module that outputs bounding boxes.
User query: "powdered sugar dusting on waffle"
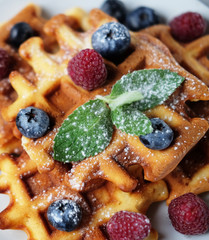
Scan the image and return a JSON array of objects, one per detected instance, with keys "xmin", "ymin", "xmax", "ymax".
[{"xmin": 0, "ymin": 4, "xmax": 208, "ymax": 240}]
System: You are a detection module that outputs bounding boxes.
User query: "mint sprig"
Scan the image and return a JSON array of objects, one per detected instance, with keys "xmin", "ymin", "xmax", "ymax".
[
  {"xmin": 97, "ymin": 90, "xmax": 143, "ymax": 110},
  {"xmin": 111, "ymin": 104, "xmax": 153, "ymax": 136},
  {"xmin": 53, "ymin": 99, "xmax": 113, "ymax": 163},
  {"xmin": 53, "ymin": 69, "xmax": 184, "ymax": 163},
  {"xmin": 107, "ymin": 69, "xmax": 184, "ymax": 111}
]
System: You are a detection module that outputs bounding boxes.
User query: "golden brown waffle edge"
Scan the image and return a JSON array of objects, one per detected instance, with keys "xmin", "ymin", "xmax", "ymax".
[{"xmin": 0, "ymin": 5, "xmax": 209, "ymax": 240}]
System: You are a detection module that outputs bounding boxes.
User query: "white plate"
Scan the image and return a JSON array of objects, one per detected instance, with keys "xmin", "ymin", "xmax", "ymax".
[{"xmin": 0, "ymin": 0, "xmax": 209, "ymax": 239}]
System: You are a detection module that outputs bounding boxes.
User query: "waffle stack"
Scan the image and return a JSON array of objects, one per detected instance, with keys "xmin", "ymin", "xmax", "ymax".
[{"xmin": 0, "ymin": 5, "xmax": 209, "ymax": 240}]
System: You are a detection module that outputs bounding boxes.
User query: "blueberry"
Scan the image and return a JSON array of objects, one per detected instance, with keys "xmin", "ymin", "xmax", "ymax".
[
  {"xmin": 47, "ymin": 199, "xmax": 82, "ymax": 232},
  {"xmin": 126, "ymin": 7, "xmax": 159, "ymax": 31},
  {"xmin": 9, "ymin": 22, "xmax": 34, "ymax": 48},
  {"xmin": 100, "ymin": 0, "xmax": 127, "ymax": 23},
  {"xmin": 92, "ymin": 22, "xmax": 130, "ymax": 59},
  {"xmin": 16, "ymin": 106, "xmax": 50, "ymax": 138},
  {"xmin": 139, "ymin": 118, "xmax": 174, "ymax": 150}
]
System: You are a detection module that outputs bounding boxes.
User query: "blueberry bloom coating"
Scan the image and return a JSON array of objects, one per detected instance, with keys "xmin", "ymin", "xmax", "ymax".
[
  {"xmin": 91, "ymin": 22, "xmax": 130, "ymax": 59},
  {"xmin": 126, "ymin": 7, "xmax": 159, "ymax": 31},
  {"xmin": 47, "ymin": 199, "xmax": 82, "ymax": 232},
  {"xmin": 16, "ymin": 106, "xmax": 50, "ymax": 138},
  {"xmin": 139, "ymin": 118, "xmax": 174, "ymax": 150},
  {"xmin": 100, "ymin": 0, "xmax": 127, "ymax": 23}
]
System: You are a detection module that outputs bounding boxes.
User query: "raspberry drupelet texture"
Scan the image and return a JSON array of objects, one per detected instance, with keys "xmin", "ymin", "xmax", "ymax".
[
  {"xmin": 0, "ymin": 48, "xmax": 11, "ymax": 79},
  {"xmin": 67, "ymin": 49, "xmax": 107, "ymax": 91},
  {"xmin": 170, "ymin": 12, "xmax": 206, "ymax": 42},
  {"xmin": 106, "ymin": 211, "xmax": 151, "ymax": 240},
  {"xmin": 168, "ymin": 193, "xmax": 209, "ymax": 235}
]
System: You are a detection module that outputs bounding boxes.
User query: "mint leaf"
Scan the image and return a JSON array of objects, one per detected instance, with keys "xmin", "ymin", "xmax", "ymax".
[
  {"xmin": 111, "ymin": 104, "xmax": 153, "ymax": 136},
  {"xmin": 96, "ymin": 90, "xmax": 144, "ymax": 110},
  {"xmin": 53, "ymin": 99, "xmax": 113, "ymax": 162},
  {"xmin": 109, "ymin": 69, "xmax": 184, "ymax": 111}
]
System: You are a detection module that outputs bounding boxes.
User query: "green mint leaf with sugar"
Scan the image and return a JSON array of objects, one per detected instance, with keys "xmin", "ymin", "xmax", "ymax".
[
  {"xmin": 109, "ymin": 69, "xmax": 184, "ymax": 111},
  {"xmin": 53, "ymin": 99, "xmax": 113, "ymax": 163},
  {"xmin": 96, "ymin": 90, "xmax": 144, "ymax": 110},
  {"xmin": 111, "ymin": 104, "xmax": 153, "ymax": 136}
]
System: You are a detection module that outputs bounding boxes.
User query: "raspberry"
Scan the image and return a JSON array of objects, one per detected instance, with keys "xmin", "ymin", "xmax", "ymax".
[
  {"xmin": 106, "ymin": 211, "xmax": 151, "ymax": 240},
  {"xmin": 168, "ymin": 193, "xmax": 209, "ymax": 235},
  {"xmin": 0, "ymin": 48, "xmax": 11, "ymax": 79},
  {"xmin": 67, "ymin": 49, "xmax": 107, "ymax": 90},
  {"xmin": 170, "ymin": 12, "xmax": 206, "ymax": 42}
]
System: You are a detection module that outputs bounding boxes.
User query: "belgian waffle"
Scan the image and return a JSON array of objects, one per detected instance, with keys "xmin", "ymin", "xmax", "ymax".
[
  {"xmin": 0, "ymin": 149, "xmax": 168, "ymax": 240},
  {"xmin": 142, "ymin": 24, "xmax": 209, "ymax": 86},
  {"xmin": 0, "ymin": 5, "xmax": 209, "ymax": 240},
  {"xmin": 0, "ymin": 4, "xmax": 57, "ymax": 155},
  {"xmin": 165, "ymin": 96, "xmax": 209, "ymax": 203},
  {"xmin": 141, "ymin": 24, "xmax": 209, "ymax": 203},
  {"xmin": 165, "ymin": 130, "xmax": 209, "ymax": 203},
  {"xmin": 3, "ymin": 9, "xmax": 208, "ymax": 190}
]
